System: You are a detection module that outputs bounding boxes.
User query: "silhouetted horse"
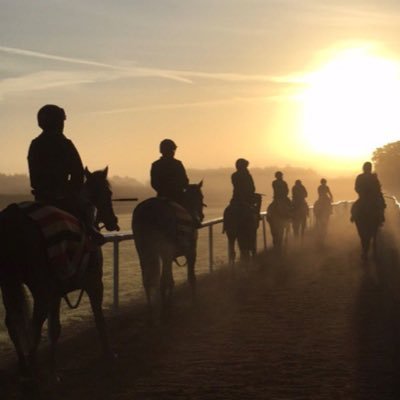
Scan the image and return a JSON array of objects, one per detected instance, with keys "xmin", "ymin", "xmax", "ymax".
[
  {"xmin": 223, "ymin": 200, "xmax": 260, "ymax": 265},
  {"xmin": 351, "ymin": 199, "xmax": 383, "ymax": 261},
  {"xmin": 267, "ymin": 199, "xmax": 292, "ymax": 251},
  {"xmin": 292, "ymin": 200, "xmax": 309, "ymax": 239},
  {"xmin": 0, "ymin": 167, "xmax": 119, "ymax": 378},
  {"xmin": 313, "ymin": 197, "xmax": 332, "ymax": 244},
  {"xmin": 132, "ymin": 182, "xmax": 205, "ymax": 321}
]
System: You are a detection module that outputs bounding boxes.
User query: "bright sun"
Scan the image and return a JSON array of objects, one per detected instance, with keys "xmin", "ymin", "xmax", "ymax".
[{"xmin": 300, "ymin": 46, "xmax": 400, "ymax": 160}]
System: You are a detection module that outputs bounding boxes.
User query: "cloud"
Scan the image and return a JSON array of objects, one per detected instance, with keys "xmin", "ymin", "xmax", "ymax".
[
  {"xmin": 0, "ymin": 45, "xmax": 307, "ymax": 103},
  {"xmin": 0, "ymin": 46, "xmax": 193, "ymax": 84},
  {"xmin": 92, "ymin": 94, "xmax": 292, "ymax": 115},
  {"xmin": 0, "ymin": 45, "xmax": 305, "ymax": 85},
  {"xmin": 0, "ymin": 70, "xmax": 116, "ymax": 100}
]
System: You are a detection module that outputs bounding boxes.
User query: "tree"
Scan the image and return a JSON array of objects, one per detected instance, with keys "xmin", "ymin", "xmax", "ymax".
[{"xmin": 372, "ymin": 141, "xmax": 400, "ymax": 195}]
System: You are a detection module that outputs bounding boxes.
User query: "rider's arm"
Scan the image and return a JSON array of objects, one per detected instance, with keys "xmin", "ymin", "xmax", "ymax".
[
  {"xmin": 67, "ymin": 140, "xmax": 84, "ymax": 193},
  {"xmin": 27, "ymin": 140, "xmax": 45, "ymax": 193},
  {"xmin": 150, "ymin": 161, "xmax": 160, "ymax": 192},
  {"xmin": 177, "ymin": 160, "xmax": 189, "ymax": 189}
]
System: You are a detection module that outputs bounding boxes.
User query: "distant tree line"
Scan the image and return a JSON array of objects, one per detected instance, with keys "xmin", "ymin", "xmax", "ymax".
[
  {"xmin": 0, "ymin": 167, "xmax": 356, "ymax": 208},
  {"xmin": 373, "ymin": 141, "xmax": 400, "ymax": 196}
]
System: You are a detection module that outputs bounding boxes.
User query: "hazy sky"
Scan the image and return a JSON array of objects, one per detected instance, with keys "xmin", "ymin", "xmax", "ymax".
[{"xmin": 1, "ymin": 1, "xmax": 400, "ymax": 182}]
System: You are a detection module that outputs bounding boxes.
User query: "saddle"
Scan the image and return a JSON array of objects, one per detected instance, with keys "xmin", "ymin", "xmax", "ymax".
[{"xmin": 17, "ymin": 202, "xmax": 90, "ymax": 282}]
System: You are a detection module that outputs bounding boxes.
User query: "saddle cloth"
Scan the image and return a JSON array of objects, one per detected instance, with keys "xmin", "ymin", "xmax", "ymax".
[
  {"xmin": 18, "ymin": 202, "xmax": 90, "ymax": 281},
  {"xmin": 167, "ymin": 201, "xmax": 194, "ymax": 253}
]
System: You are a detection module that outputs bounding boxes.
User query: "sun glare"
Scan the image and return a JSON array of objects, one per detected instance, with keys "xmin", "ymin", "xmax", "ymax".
[{"xmin": 300, "ymin": 46, "xmax": 400, "ymax": 160}]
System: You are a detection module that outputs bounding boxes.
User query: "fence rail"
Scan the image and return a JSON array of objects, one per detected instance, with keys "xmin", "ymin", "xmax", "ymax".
[{"xmin": 104, "ymin": 201, "xmax": 352, "ymax": 310}]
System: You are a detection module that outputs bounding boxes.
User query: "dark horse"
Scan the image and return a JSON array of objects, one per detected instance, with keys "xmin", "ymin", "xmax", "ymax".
[
  {"xmin": 0, "ymin": 167, "xmax": 119, "ymax": 378},
  {"xmin": 313, "ymin": 197, "xmax": 332, "ymax": 245},
  {"xmin": 267, "ymin": 199, "xmax": 292, "ymax": 251},
  {"xmin": 292, "ymin": 200, "xmax": 309, "ymax": 239},
  {"xmin": 132, "ymin": 182, "xmax": 205, "ymax": 320},
  {"xmin": 351, "ymin": 198, "xmax": 384, "ymax": 261},
  {"xmin": 223, "ymin": 195, "xmax": 261, "ymax": 265}
]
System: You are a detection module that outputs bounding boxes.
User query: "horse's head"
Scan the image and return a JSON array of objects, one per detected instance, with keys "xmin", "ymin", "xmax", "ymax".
[
  {"xmin": 184, "ymin": 180, "xmax": 206, "ymax": 226},
  {"xmin": 84, "ymin": 167, "xmax": 120, "ymax": 231}
]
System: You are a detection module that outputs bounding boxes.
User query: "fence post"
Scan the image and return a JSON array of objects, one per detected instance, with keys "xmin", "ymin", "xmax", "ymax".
[
  {"xmin": 208, "ymin": 225, "xmax": 214, "ymax": 272},
  {"xmin": 113, "ymin": 240, "xmax": 120, "ymax": 310}
]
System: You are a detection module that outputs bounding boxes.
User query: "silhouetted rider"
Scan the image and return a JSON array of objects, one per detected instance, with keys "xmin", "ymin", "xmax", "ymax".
[
  {"xmin": 27, "ymin": 104, "xmax": 103, "ymax": 244},
  {"xmin": 231, "ymin": 158, "xmax": 261, "ymax": 213},
  {"xmin": 292, "ymin": 179, "xmax": 307, "ymax": 204},
  {"xmin": 273, "ymin": 171, "xmax": 289, "ymax": 200},
  {"xmin": 355, "ymin": 162, "xmax": 384, "ymax": 201},
  {"xmin": 354, "ymin": 161, "xmax": 385, "ymax": 222},
  {"xmin": 151, "ymin": 139, "xmax": 189, "ymax": 204},
  {"xmin": 231, "ymin": 158, "xmax": 255, "ymax": 203},
  {"xmin": 318, "ymin": 178, "xmax": 333, "ymax": 202},
  {"xmin": 28, "ymin": 105, "xmax": 84, "ymax": 202}
]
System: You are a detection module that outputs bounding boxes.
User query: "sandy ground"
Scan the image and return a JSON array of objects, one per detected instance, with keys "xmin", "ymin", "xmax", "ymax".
[{"xmin": 2, "ymin": 208, "xmax": 400, "ymax": 400}]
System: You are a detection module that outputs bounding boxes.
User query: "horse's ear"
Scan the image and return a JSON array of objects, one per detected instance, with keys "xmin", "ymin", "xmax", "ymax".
[
  {"xmin": 84, "ymin": 167, "xmax": 91, "ymax": 178},
  {"xmin": 198, "ymin": 179, "xmax": 203, "ymax": 188},
  {"xmin": 102, "ymin": 166, "xmax": 109, "ymax": 178}
]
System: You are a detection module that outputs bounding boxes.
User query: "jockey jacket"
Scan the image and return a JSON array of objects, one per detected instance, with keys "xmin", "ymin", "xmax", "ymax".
[
  {"xmin": 355, "ymin": 172, "xmax": 385, "ymax": 206},
  {"xmin": 231, "ymin": 169, "xmax": 256, "ymax": 205},
  {"xmin": 273, "ymin": 179, "xmax": 289, "ymax": 200},
  {"xmin": 292, "ymin": 184, "xmax": 307, "ymax": 203},
  {"xmin": 151, "ymin": 156, "xmax": 189, "ymax": 203},
  {"xmin": 28, "ymin": 131, "xmax": 84, "ymax": 201},
  {"xmin": 318, "ymin": 184, "xmax": 333, "ymax": 201}
]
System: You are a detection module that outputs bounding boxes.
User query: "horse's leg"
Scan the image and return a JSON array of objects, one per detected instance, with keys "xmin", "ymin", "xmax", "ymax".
[
  {"xmin": 28, "ymin": 297, "xmax": 47, "ymax": 367},
  {"xmin": 250, "ymin": 227, "xmax": 257, "ymax": 262},
  {"xmin": 301, "ymin": 216, "xmax": 306, "ymax": 240},
  {"xmin": 293, "ymin": 219, "xmax": 299, "ymax": 237},
  {"xmin": 1, "ymin": 282, "xmax": 30, "ymax": 375},
  {"xmin": 227, "ymin": 235, "xmax": 236, "ymax": 266},
  {"xmin": 85, "ymin": 272, "xmax": 114, "ymax": 360},
  {"xmin": 160, "ymin": 252, "xmax": 174, "ymax": 318},
  {"xmin": 237, "ymin": 232, "xmax": 250, "ymax": 264},
  {"xmin": 137, "ymin": 240, "xmax": 161, "ymax": 324},
  {"xmin": 47, "ymin": 296, "xmax": 61, "ymax": 377},
  {"xmin": 355, "ymin": 221, "xmax": 369, "ymax": 260},
  {"xmin": 186, "ymin": 241, "xmax": 197, "ymax": 302},
  {"xmin": 372, "ymin": 228, "xmax": 378, "ymax": 260}
]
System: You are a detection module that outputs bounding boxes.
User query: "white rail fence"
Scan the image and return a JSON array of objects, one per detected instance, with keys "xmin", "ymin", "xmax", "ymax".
[{"xmin": 104, "ymin": 201, "xmax": 353, "ymax": 310}]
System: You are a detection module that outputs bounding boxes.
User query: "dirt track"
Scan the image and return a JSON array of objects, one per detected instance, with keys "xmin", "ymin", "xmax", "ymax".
[{"xmin": 2, "ymin": 210, "xmax": 400, "ymax": 400}]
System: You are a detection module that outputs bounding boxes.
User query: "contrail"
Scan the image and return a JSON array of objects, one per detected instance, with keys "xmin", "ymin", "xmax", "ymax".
[
  {"xmin": 0, "ymin": 45, "xmax": 306, "ymax": 85},
  {"xmin": 0, "ymin": 46, "xmax": 193, "ymax": 83}
]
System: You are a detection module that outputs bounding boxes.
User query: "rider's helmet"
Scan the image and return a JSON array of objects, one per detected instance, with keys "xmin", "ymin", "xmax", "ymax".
[
  {"xmin": 363, "ymin": 161, "xmax": 372, "ymax": 173},
  {"xmin": 159, "ymin": 139, "xmax": 177, "ymax": 155},
  {"xmin": 275, "ymin": 171, "xmax": 283, "ymax": 179},
  {"xmin": 295, "ymin": 179, "xmax": 302, "ymax": 185},
  {"xmin": 320, "ymin": 178, "xmax": 327, "ymax": 185},
  {"xmin": 37, "ymin": 104, "xmax": 66, "ymax": 130},
  {"xmin": 235, "ymin": 158, "xmax": 249, "ymax": 170}
]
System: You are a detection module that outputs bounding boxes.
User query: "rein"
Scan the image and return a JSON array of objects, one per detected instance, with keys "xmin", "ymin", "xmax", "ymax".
[{"xmin": 63, "ymin": 288, "xmax": 85, "ymax": 309}]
